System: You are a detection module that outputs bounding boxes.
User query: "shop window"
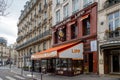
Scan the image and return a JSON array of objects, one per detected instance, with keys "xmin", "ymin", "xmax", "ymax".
[
  {"xmin": 71, "ymin": 23, "xmax": 78, "ymax": 39},
  {"xmin": 56, "ymin": 59, "xmax": 61, "ymax": 70},
  {"xmin": 73, "ymin": 60, "xmax": 82, "ymax": 68},
  {"xmin": 83, "ymin": 17, "xmax": 90, "ymax": 36},
  {"xmin": 56, "ymin": 58, "xmax": 68, "ymax": 70},
  {"xmin": 61, "ymin": 59, "xmax": 68, "ymax": 68},
  {"xmin": 68, "ymin": 59, "xmax": 72, "ymax": 71}
]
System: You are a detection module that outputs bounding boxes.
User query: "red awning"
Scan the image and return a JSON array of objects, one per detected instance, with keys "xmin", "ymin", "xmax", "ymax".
[{"xmin": 31, "ymin": 41, "xmax": 80, "ymax": 60}]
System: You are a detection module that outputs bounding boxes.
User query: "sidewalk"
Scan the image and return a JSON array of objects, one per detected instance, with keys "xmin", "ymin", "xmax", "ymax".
[{"xmin": 7, "ymin": 65, "xmax": 120, "ymax": 80}]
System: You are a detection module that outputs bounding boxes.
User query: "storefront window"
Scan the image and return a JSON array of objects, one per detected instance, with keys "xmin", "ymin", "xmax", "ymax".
[
  {"xmin": 68, "ymin": 59, "xmax": 72, "ymax": 71},
  {"xmin": 61, "ymin": 59, "xmax": 67, "ymax": 68},
  {"xmin": 56, "ymin": 58, "xmax": 68, "ymax": 70},
  {"xmin": 72, "ymin": 60, "xmax": 83, "ymax": 75},
  {"xmin": 56, "ymin": 59, "xmax": 61, "ymax": 70},
  {"xmin": 41, "ymin": 60, "xmax": 47, "ymax": 68}
]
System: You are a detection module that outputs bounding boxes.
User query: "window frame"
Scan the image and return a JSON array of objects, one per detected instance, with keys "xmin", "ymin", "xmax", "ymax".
[{"xmin": 63, "ymin": 3, "xmax": 69, "ymax": 18}]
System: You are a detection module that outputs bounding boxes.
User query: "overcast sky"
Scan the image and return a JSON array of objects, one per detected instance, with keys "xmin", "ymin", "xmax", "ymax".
[{"xmin": 0, "ymin": 0, "xmax": 28, "ymax": 45}]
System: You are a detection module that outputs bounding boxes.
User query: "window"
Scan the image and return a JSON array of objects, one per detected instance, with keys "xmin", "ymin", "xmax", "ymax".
[
  {"xmin": 38, "ymin": 44, "xmax": 41, "ymax": 52},
  {"xmin": 63, "ymin": 4, "xmax": 69, "ymax": 18},
  {"xmin": 71, "ymin": 23, "xmax": 78, "ymax": 39},
  {"xmin": 83, "ymin": 17, "xmax": 90, "ymax": 35},
  {"xmin": 56, "ymin": 10, "xmax": 60, "ymax": 23},
  {"xmin": 39, "ymin": 3, "xmax": 41, "ymax": 12},
  {"xmin": 72, "ymin": 0, "xmax": 79, "ymax": 13},
  {"xmin": 44, "ymin": 11, "xmax": 47, "ymax": 20},
  {"xmin": 44, "ymin": 26, "xmax": 47, "ymax": 32},
  {"xmin": 43, "ymin": 42, "xmax": 46, "ymax": 50},
  {"xmin": 108, "ymin": 11, "xmax": 120, "ymax": 31},
  {"xmin": 44, "ymin": 0, "xmax": 47, "ymax": 5},
  {"xmin": 56, "ymin": 0, "xmax": 60, "ymax": 5},
  {"xmin": 83, "ymin": 0, "xmax": 93, "ymax": 7}
]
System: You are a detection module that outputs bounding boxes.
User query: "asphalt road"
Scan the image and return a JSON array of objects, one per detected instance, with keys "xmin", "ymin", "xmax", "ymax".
[{"xmin": 0, "ymin": 67, "xmax": 33, "ymax": 80}]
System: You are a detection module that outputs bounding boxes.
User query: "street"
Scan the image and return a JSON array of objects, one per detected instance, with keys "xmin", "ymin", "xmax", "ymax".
[
  {"xmin": 0, "ymin": 66, "xmax": 120, "ymax": 80},
  {"xmin": 0, "ymin": 66, "xmax": 33, "ymax": 80}
]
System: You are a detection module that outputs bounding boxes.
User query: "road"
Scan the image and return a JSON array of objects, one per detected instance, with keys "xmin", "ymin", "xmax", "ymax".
[{"xmin": 0, "ymin": 67, "xmax": 33, "ymax": 80}]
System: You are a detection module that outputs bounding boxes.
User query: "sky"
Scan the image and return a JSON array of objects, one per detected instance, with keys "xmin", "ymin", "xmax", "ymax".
[{"xmin": 0, "ymin": 0, "xmax": 28, "ymax": 45}]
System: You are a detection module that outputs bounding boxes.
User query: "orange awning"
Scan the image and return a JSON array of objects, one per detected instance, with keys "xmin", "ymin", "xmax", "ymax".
[
  {"xmin": 31, "ymin": 41, "xmax": 80, "ymax": 60},
  {"xmin": 80, "ymin": 14, "xmax": 89, "ymax": 21}
]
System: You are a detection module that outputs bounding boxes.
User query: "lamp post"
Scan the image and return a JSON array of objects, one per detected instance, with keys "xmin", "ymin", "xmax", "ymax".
[
  {"xmin": 9, "ymin": 48, "xmax": 11, "ymax": 70},
  {"xmin": 30, "ymin": 49, "xmax": 34, "ymax": 78}
]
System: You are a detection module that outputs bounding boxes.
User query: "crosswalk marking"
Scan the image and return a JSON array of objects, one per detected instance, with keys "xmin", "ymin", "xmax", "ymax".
[
  {"xmin": 0, "ymin": 77, "xmax": 3, "ymax": 80},
  {"xmin": 14, "ymin": 75, "xmax": 25, "ymax": 79},
  {"xmin": 5, "ymin": 76, "xmax": 16, "ymax": 80}
]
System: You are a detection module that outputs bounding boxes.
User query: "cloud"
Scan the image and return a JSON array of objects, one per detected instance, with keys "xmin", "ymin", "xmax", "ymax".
[
  {"xmin": 0, "ymin": 33, "xmax": 16, "ymax": 46},
  {"xmin": 0, "ymin": 16, "xmax": 17, "ymax": 37},
  {"xmin": 0, "ymin": 16, "xmax": 17, "ymax": 45}
]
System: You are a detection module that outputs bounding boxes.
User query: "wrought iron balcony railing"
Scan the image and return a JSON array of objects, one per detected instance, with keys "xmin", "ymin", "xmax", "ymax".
[
  {"xmin": 104, "ymin": 0, "xmax": 120, "ymax": 8},
  {"xmin": 106, "ymin": 29, "xmax": 120, "ymax": 40},
  {"xmin": 16, "ymin": 30, "xmax": 51, "ymax": 50}
]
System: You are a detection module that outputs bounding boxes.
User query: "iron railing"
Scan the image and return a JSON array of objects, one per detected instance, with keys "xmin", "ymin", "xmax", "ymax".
[
  {"xmin": 104, "ymin": 0, "xmax": 120, "ymax": 8},
  {"xmin": 16, "ymin": 30, "xmax": 51, "ymax": 49}
]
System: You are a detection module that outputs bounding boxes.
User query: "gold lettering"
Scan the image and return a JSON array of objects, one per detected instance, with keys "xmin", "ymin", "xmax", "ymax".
[{"xmin": 72, "ymin": 49, "xmax": 80, "ymax": 53}]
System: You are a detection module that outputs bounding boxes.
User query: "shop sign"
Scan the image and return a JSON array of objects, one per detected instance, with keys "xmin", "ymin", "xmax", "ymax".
[
  {"xmin": 72, "ymin": 49, "xmax": 80, "ymax": 53},
  {"xmin": 90, "ymin": 40, "xmax": 97, "ymax": 51},
  {"xmin": 59, "ymin": 43, "xmax": 83, "ymax": 59}
]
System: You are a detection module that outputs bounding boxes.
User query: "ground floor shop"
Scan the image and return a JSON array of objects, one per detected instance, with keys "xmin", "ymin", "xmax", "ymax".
[
  {"xmin": 99, "ymin": 43, "xmax": 120, "ymax": 75},
  {"xmin": 32, "ymin": 58, "xmax": 83, "ymax": 76},
  {"xmin": 31, "ymin": 41, "xmax": 98, "ymax": 76}
]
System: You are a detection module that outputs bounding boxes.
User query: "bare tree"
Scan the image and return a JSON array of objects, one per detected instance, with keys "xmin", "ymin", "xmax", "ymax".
[{"xmin": 0, "ymin": 0, "xmax": 13, "ymax": 16}]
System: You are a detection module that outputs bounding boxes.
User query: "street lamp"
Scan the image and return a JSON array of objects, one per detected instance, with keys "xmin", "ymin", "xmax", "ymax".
[{"xmin": 30, "ymin": 49, "xmax": 34, "ymax": 78}]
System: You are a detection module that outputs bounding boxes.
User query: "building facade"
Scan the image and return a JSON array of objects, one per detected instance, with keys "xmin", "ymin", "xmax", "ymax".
[
  {"xmin": 16, "ymin": 0, "xmax": 52, "ymax": 72},
  {"xmin": 52, "ymin": 0, "xmax": 98, "ymax": 76},
  {"xmin": 98, "ymin": 0, "xmax": 120, "ymax": 75},
  {"xmin": 0, "ymin": 37, "xmax": 10, "ymax": 66},
  {"xmin": 32, "ymin": 0, "xmax": 98, "ymax": 76},
  {"xmin": 9, "ymin": 43, "xmax": 18, "ymax": 65}
]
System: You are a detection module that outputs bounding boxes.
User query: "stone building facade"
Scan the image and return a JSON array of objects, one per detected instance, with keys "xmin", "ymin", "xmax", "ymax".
[
  {"xmin": 98, "ymin": 0, "xmax": 120, "ymax": 75},
  {"xmin": 16, "ymin": 0, "xmax": 52, "ymax": 71}
]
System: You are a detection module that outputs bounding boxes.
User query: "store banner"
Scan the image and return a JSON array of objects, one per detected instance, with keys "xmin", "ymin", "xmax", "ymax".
[
  {"xmin": 59, "ymin": 43, "xmax": 83, "ymax": 59},
  {"xmin": 90, "ymin": 40, "xmax": 97, "ymax": 51}
]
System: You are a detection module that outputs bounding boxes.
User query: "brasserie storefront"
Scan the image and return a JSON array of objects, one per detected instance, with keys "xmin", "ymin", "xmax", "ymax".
[{"xmin": 31, "ymin": 41, "xmax": 84, "ymax": 76}]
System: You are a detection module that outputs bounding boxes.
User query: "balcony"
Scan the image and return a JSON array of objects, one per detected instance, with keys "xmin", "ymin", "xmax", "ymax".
[
  {"xmin": 104, "ymin": 0, "xmax": 120, "ymax": 8},
  {"xmin": 16, "ymin": 30, "xmax": 51, "ymax": 50},
  {"xmin": 106, "ymin": 29, "xmax": 120, "ymax": 41},
  {"xmin": 16, "ymin": 36, "xmax": 23, "ymax": 42},
  {"xmin": 83, "ymin": 1, "xmax": 93, "ymax": 8}
]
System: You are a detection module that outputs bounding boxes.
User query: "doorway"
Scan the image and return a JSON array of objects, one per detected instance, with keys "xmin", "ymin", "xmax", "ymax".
[
  {"xmin": 112, "ymin": 54, "xmax": 119, "ymax": 72},
  {"xmin": 89, "ymin": 53, "xmax": 93, "ymax": 72}
]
